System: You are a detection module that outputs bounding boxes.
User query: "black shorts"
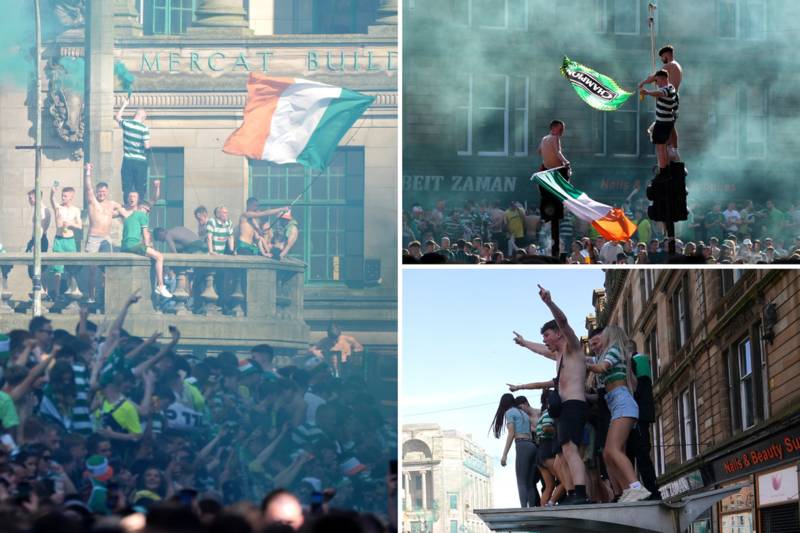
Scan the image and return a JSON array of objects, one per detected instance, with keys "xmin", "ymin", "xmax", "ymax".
[
  {"xmin": 652, "ymin": 121, "xmax": 675, "ymax": 145},
  {"xmin": 538, "ymin": 438, "xmax": 559, "ymax": 465},
  {"xmin": 557, "ymin": 400, "xmax": 588, "ymax": 447},
  {"xmin": 121, "ymin": 157, "xmax": 149, "ymax": 197}
]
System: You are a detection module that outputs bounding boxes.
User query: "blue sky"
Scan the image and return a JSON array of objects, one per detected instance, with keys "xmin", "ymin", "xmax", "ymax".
[{"xmin": 402, "ymin": 268, "xmax": 605, "ymax": 507}]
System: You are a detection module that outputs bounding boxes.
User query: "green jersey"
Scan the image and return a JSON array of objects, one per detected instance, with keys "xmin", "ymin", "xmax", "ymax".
[
  {"xmin": 122, "ymin": 210, "xmax": 149, "ymax": 249},
  {"xmin": 536, "ymin": 409, "xmax": 555, "ymax": 440},
  {"xmin": 601, "ymin": 344, "xmax": 628, "ymax": 385}
]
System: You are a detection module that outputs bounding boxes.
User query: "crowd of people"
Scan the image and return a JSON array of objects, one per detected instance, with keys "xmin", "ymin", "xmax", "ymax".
[
  {"xmin": 492, "ymin": 286, "xmax": 656, "ymax": 506},
  {"xmin": 0, "ymin": 295, "xmax": 396, "ymax": 531},
  {"xmin": 402, "ymin": 197, "xmax": 800, "ymax": 264}
]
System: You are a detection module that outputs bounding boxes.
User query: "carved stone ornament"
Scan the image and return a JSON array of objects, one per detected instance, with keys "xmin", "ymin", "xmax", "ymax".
[
  {"xmin": 46, "ymin": 57, "xmax": 85, "ymax": 160},
  {"xmin": 51, "ymin": 0, "xmax": 86, "ymax": 30}
]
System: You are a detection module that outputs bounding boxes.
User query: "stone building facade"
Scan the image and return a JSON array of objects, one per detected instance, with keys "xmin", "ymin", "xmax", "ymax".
[
  {"xmin": 403, "ymin": 0, "xmax": 800, "ymax": 211},
  {"xmin": 595, "ymin": 269, "xmax": 800, "ymax": 532},
  {"xmin": 402, "ymin": 424, "xmax": 493, "ymax": 533}
]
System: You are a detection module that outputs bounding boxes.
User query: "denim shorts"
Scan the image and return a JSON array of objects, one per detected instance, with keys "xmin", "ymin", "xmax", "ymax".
[{"xmin": 606, "ymin": 385, "xmax": 639, "ymax": 421}]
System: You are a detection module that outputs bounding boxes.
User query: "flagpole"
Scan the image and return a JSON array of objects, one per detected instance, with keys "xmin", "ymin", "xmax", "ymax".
[{"xmin": 32, "ymin": 0, "xmax": 44, "ymax": 317}]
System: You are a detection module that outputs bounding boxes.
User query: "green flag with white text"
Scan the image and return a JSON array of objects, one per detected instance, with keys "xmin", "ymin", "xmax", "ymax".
[{"xmin": 560, "ymin": 56, "xmax": 633, "ymax": 111}]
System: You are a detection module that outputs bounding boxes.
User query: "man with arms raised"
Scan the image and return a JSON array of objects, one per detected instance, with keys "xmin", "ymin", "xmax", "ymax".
[
  {"xmin": 640, "ymin": 45, "xmax": 683, "ymax": 161},
  {"xmin": 538, "ymin": 120, "xmax": 571, "ymax": 178},
  {"xmin": 49, "ymin": 183, "xmax": 82, "ymax": 301},
  {"xmin": 236, "ymin": 197, "xmax": 289, "ymax": 256},
  {"xmin": 512, "ymin": 285, "xmax": 589, "ymax": 505},
  {"xmin": 83, "ymin": 163, "xmax": 122, "ymax": 302}
]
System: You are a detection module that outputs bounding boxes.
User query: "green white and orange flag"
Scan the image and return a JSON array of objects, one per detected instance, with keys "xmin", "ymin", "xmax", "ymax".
[
  {"xmin": 532, "ymin": 169, "xmax": 637, "ymax": 241},
  {"xmin": 223, "ymin": 73, "xmax": 374, "ymax": 170}
]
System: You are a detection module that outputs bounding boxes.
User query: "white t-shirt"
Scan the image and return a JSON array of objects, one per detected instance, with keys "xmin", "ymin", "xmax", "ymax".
[{"xmin": 303, "ymin": 392, "xmax": 326, "ymax": 425}]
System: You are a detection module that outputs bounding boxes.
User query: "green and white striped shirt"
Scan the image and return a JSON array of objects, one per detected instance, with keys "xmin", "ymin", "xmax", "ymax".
[
  {"xmin": 206, "ymin": 218, "xmax": 233, "ymax": 253},
  {"xmin": 121, "ymin": 119, "xmax": 150, "ymax": 161},
  {"xmin": 72, "ymin": 362, "xmax": 93, "ymax": 434},
  {"xmin": 602, "ymin": 344, "xmax": 628, "ymax": 385},
  {"xmin": 536, "ymin": 409, "xmax": 555, "ymax": 440}
]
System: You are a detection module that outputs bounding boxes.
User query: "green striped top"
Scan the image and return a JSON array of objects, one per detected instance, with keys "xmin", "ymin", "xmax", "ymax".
[
  {"xmin": 602, "ymin": 344, "xmax": 628, "ymax": 385},
  {"xmin": 206, "ymin": 218, "xmax": 233, "ymax": 253},
  {"xmin": 536, "ymin": 409, "xmax": 555, "ymax": 440},
  {"xmin": 71, "ymin": 362, "xmax": 93, "ymax": 434},
  {"xmin": 121, "ymin": 119, "xmax": 150, "ymax": 161}
]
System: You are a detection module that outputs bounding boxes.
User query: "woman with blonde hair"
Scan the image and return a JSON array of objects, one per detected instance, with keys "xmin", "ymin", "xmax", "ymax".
[{"xmin": 587, "ymin": 325, "xmax": 650, "ymax": 502}]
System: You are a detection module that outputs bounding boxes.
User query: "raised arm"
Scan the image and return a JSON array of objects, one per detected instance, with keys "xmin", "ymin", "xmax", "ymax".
[
  {"xmin": 512, "ymin": 331, "xmax": 556, "ymax": 360},
  {"xmin": 83, "ymin": 164, "xmax": 99, "ymax": 208},
  {"xmin": 132, "ymin": 327, "xmax": 179, "ymax": 378},
  {"xmin": 507, "ymin": 379, "xmax": 555, "ymax": 392},
  {"xmin": 538, "ymin": 285, "xmax": 580, "ymax": 352},
  {"xmin": 638, "ymin": 74, "xmax": 656, "ymax": 88},
  {"xmin": 114, "ymin": 98, "xmax": 129, "ymax": 126},
  {"xmin": 242, "ymin": 206, "xmax": 290, "ymax": 218},
  {"xmin": 49, "ymin": 187, "xmax": 60, "ymax": 229},
  {"xmin": 9, "ymin": 357, "xmax": 51, "ymax": 402},
  {"xmin": 109, "ymin": 290, "xmax": 142, "ymax": 338}
]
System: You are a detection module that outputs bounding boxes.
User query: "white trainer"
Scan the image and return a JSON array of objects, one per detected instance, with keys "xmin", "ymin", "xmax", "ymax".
[
  {"xmin": 625, "ymin": 486, "xmax": 652, "ymax": 502},
  {"xmin": 618, "ymin": 488, "xmax": 633, "ymax": 503},
  {"xmin": 155, "ymin": 285, "xmax": 173, "ymax": 299}
]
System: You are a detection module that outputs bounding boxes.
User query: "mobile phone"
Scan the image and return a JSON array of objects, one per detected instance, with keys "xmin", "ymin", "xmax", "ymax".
[{"xmin": 168, "ymin": 326, "xmax": 177, "ymax": 334}]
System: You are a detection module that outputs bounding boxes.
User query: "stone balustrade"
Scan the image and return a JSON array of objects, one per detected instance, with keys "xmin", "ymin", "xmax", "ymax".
[{"xmin": 0, "ymin": 253, "xmax": 308, "ymax": 350}]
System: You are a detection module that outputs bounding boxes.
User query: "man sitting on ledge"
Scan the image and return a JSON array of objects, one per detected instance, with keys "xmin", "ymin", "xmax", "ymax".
[{"xmin": 120, "ymin": 200, "xmax": 172, "ymax": 299}]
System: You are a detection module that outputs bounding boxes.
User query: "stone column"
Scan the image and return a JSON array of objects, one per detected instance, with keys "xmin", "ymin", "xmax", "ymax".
[
  {"xmin": 188, "ymin": 0, "xmax": 253, "ymax": 36},
  {"xmin": 368, "ymin": 0, "xmax": 397, "ymax": 35},
  {"xmin": 247, "ymin": 0, "xmax": 276, "ymax": 35},
  {"xmin": 114, "ymin": 0, "xmax": 143, "ymax": 37},
  {"xmin": 84, "ymin": 0, "xmax": 116, "ymax": 192},
  {"xmin": 420, "ymin": 471, "xmax": 427, "ymax": 510}
]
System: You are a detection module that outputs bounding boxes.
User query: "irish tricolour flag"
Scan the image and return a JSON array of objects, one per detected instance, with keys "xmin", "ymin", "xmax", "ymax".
[
  {"xmin": 223, "ymin": 73, "xmax": 374, "ymax": 170},
  {"xmin": 533, "ymin": 169, "xmax": 637, "ymax": 241}
]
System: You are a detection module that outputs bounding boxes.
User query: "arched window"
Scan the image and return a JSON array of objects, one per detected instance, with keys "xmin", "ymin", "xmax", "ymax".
[
  {"xmin": 143, "ymin": 0, "xmax": 196, "ymax": 35},
  {"xmin": 402, "ymin": 438, "xmax": 433, "ymax": 461}
]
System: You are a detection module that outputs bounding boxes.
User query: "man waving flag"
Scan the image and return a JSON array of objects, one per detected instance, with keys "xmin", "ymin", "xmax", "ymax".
[
  {"xmin": 560, "ymin": 56, "xmax": 633, "ymax": 111},
  {"xmin": 532, "ymin": 168, "xmax": 637, "ymax": 241},
  {"xmin": 224, "ymin": 73, "xmax": 374, "ymax": 170}
]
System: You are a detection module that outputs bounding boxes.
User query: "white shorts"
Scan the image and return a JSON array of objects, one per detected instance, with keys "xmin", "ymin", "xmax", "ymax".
[{"xmin": 85, "ymin": 235, "xmax": 113, "ymax": 253}]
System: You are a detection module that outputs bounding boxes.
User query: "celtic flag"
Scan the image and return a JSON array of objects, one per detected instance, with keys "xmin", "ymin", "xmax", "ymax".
[{"xmin": 560, "ymin": 56, "xmax": 633, "ymax": 111}]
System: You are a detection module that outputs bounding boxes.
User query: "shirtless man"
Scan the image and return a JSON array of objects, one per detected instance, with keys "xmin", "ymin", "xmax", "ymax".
[
  {"xmin": 236, "ymin": 197, "xmax": 289, "ymax": 256},
  {"xmin": 25, "ymin": 189, "xmax": 52, "ymax": 282},
  {"xmin": 538, "ymin": 120, "xmax": 571, "ymax": 178},
  {"xmin": 84, "ymin": 163, "xmax": 124, "ymax": 301},
  {"xmin": 511, "ymin": 285, "xmax": 589, "ymax": 505},
  {"xmin": 640, "ymin": 45, "xmax": 683, "ymax": 161},
  {"xmin": 49, "ymin": 184, "xmax": 82, "ymax": 299},
  {"xmin": 310, "ymin": 323, "xmax": 364, "ymax": 376}
]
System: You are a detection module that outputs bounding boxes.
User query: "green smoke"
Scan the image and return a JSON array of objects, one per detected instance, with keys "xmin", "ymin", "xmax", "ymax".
[
  {"xmin": 0, "ymin": 0, "xmax": 34, "ymax": 87},
  {"xmin": 114, "ymin": 61, "xmax": 136, "ymax": 96},
  {"xmin": 58, "ymin": 56, "xmax": 84, "ymax": 92}
]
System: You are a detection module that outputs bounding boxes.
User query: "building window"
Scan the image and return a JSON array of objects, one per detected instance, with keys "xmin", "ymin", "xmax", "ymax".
[
  {"xmin": 718, "ymin": 0, "xmax": 766, "ymax": 40},
  {"xmin": 610, "ymin": 86, "xmax": 640, "ymax": 156},
  {"xmin": 453, "ymin": 0, "xmax": 529, "ymax": 30},
  {"xmin": 249, "ymin": 148, "xmax": 364, "ymax": 284},
  {"xmin": 450, "ymin": 521, "xmax": 458, "ymax": 533},
  {"xmin": 410, "ymin": 522, "xmax": 422, "ymax": 533},
  {"xmin": 512, "ymin": 76, "xmax": 529, "ymax": 156},
  {"xmin": 721, "ymin": 269, "xmax": 745, "ymax": 294},
  {"xmin": 312, "ymin": 0, "xmax": 379, "ymax": 34},
  {"xmin": 640, "ymin": 269, "xmax": 655, "ymax": 303},
  {"xmin": 672, "ymin": 278, "xmax": 690, "ymax": 351},
  {"xmin": 727, "ymin": 327, "xmax": 767, "ymax": 432},
  {"xmin": 715, "ymin": 85, "xmax": 767, "ymax": 160},
  {"xmin": 652, "ymin": 416, "xmax": 665, "ymax": 476},
  {"xmin": 623, "ymin": 298, "xmax": 633, "ymax": 335},
  {"xmin": 456, "ymin": 74, "xmax": 527, "ymax": 157},
  {"xmin": 677, "ymin": 383, "xmax": 699, "ymax": 461},
  {"xmin": 143, "ymin": 0, "xmax": 196, "ymax": 35},
  {"xmin": 449, "ymin": 493, "xmax": 458, "ymax": 510},
  {"xmin": 594, "ymin": 0, "xmax": 657, "ymax": 35},
  {"xmin": 646, "ymin": 324, "xmax": 659, "ymax": 381},
  {"xmin": 147, "ymin": 148, "xmax": 184, "ymax": 236}
]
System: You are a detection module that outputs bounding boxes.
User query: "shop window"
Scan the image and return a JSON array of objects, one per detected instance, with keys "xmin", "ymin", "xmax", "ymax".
[
  {"xmin": 147, "ymin": 148, "xmax": 185, "ymax": 236},
  {"xmin": 249, "ymin": 148, "xmax": 364, "ymax": 284},
  {"xmin": 143, "ymin": 0, "xmax": 196, "ymax": 35},
  {"xmin": 720, "ymin": 481, "xmax": 755, "ymax": 533},
  {"xmin": 677, "ymin": 383, "xmax": 698, "ymax": 461},
  {"xmin": 727, "ymin": 326, "xmax": 767, "ymax": 432}
]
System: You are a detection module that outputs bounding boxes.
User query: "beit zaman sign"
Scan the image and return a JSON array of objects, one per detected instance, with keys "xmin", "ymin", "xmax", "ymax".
[{"xmin": 138, "ymin": 50, "xmax": 398, "ymax": 73}]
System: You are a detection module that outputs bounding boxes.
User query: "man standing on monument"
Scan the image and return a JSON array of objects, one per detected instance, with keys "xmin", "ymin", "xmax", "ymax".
[{"xmin": 115, "ymin": 97, "xmax": 151, "ymax": 200}]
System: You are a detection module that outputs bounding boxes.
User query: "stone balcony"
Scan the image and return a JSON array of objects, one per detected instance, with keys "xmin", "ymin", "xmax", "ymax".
[{"xmin": 0, "ymin": 253, "xmax": 308, "ymax": 350}]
